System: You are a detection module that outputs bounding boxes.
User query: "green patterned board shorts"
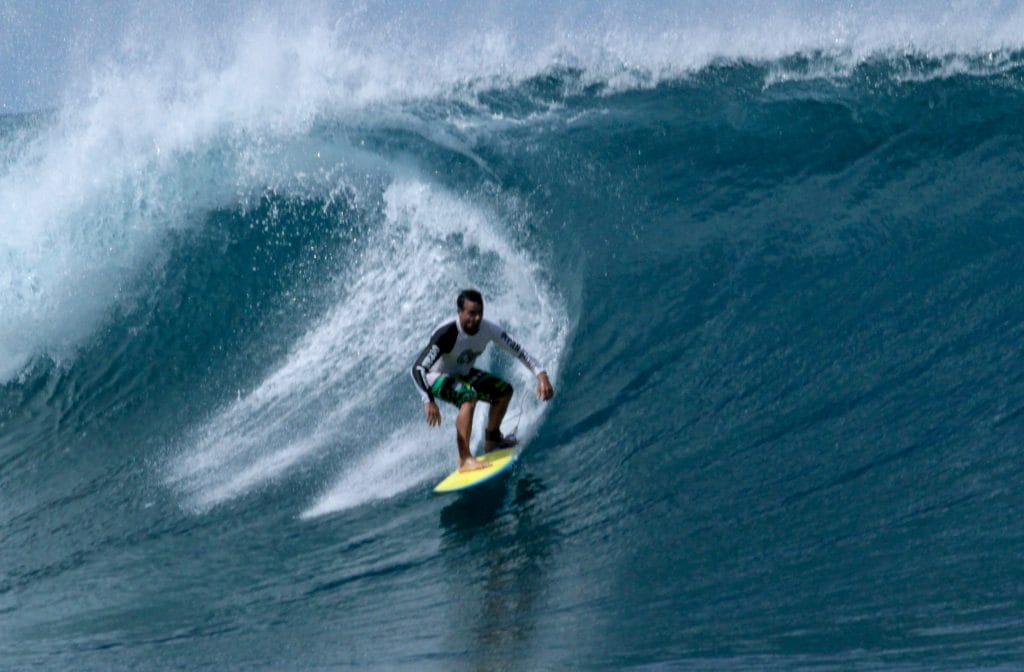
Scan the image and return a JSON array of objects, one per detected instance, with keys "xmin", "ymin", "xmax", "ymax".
[{"xmin": 430, "ymin": 368, "xmax": 513, "ymax": 407}]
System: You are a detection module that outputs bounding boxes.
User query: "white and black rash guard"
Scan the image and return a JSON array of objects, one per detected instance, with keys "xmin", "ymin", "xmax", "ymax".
[{"xmin": 411, "ymin": 317, "xmax": 544, "ymax": 404}]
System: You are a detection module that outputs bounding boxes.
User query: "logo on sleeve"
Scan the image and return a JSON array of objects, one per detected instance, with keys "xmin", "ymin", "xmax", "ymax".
[
  {"xmin": 420, "ymin": 344, "xmax": 440, "ymax": 368},
  {"xmin": 500, "ymin": 332, "xmax": 522, "ymax": 353}
]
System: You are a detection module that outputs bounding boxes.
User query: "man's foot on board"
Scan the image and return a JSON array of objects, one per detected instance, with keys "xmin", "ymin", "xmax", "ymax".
[
  {"xmin": 459, "ymin": 456, "xmax": 489, "ymax": 472},
  {"xmin": 484, "ymin": 431, "xmax": 518, "ymax": 452}
]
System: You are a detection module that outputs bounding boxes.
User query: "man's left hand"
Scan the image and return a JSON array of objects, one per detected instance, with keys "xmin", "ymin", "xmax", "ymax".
[{"xmin": 536, "ymin": 372, "xmax": 554, "ymax": 401}]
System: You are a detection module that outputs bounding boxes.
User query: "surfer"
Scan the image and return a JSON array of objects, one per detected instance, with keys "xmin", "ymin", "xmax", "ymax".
[{"xmin": 412, "ymin": 289, "xmax": 554, "ymax": 472}]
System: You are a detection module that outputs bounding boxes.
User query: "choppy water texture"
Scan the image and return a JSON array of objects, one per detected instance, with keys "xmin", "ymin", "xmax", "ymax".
[{"xmin": 3, "ymin": 6, "xmax": 1024, "ymax": 670}]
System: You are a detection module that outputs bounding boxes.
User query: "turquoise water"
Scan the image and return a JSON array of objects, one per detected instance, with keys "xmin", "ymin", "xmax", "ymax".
[{"xmin": 2, "ymin": 20, "xmax": 1024, "ymax": 671}]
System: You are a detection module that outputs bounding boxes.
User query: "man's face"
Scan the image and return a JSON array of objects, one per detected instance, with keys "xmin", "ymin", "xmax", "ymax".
[{"xmin": 458, "ymin": 299, "xmax": 483, "ymax": 335}]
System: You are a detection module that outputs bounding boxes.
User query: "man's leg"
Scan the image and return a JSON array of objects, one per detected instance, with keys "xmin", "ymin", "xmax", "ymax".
[
  {"xmin": 486, "ymin": 392, "xmax": 512, "ymax": 438},
  {"xmin": 484, "ymin": 408, "xmax": 517, "ymax": 449},
  {"xmin": 431, "ymin": 375, "xmax": 488, "ymax": 472},
  {"xmin": 456, "ymin": 400, "xmax": 487, "ymax": 471},
  {"xmin": 470, "ymin": 370, "xmax": 515, "ymax": 451}
]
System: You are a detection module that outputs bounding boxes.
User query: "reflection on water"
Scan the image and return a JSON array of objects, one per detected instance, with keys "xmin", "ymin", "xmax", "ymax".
[{"xmin": 439, "ymin": 476, "xmax": 555, "ymax": 670}]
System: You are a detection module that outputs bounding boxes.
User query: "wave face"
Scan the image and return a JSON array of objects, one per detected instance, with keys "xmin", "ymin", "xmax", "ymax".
[{"xmin": 3, "ymin": 9, "xmax": 1024, "ymax": 670}]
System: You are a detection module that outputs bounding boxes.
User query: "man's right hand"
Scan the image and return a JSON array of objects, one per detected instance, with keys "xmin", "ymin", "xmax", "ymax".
[{"xmin": 425, "ymin": 402, "xmax": 441, "ymax": 426}]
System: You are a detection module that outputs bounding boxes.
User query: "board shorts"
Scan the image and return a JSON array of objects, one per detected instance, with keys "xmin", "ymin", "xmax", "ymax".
[{"xmin": 429, "ymin": 368, "xmax": 513, "ymax": 407}]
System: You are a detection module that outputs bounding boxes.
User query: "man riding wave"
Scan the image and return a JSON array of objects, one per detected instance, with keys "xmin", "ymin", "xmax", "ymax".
[{"xmin": 411, "ymin": 289, "xmax": 554, "ymax": 471}]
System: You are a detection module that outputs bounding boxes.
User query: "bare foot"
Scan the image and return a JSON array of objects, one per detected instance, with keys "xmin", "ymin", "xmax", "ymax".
[{"xmin": 459, "ymin": 456, "xmax": 489, "ymax": 472}]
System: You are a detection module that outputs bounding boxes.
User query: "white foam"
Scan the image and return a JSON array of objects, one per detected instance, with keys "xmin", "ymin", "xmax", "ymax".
[{"xmin": 299, "ymin": 425, "xmax": 445, "ymax": 519}]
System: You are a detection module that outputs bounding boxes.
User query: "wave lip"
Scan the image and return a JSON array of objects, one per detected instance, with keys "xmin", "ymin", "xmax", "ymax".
[{"xmin": 10, "ymin": 2, "xmax": 1024, "ymax": 113}]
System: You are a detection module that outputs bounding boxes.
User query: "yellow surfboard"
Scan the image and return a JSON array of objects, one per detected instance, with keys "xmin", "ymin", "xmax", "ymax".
[{"xmin": 433, "ymin": 448, "xmax": 519, "ymax": 494}]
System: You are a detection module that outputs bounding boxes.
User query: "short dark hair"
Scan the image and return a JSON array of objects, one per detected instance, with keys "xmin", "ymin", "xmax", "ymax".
[{"xmin": 457, "ymin": 289, "xmax": 484, "ymax": 311}]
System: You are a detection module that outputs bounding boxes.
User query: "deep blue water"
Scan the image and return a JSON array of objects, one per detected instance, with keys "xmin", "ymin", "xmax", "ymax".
[{"xmin": 3, "ymin": 45, "xmax": 1024, "ymax": 670}]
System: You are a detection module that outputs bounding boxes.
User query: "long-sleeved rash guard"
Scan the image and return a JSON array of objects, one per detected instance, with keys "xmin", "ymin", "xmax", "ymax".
[{"xmin": 411, "ymin": 317, "xmax": 543, "ymax": 404}]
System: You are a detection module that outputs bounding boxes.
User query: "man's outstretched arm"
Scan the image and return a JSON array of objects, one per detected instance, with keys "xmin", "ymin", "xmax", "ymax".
[
  {"xmin": 411, "ymin": 321, "xmax": 459, "ymax": 425},
  {"xmin": 492, "ymin": 326, "xmax": 554, "ymax": 401}
]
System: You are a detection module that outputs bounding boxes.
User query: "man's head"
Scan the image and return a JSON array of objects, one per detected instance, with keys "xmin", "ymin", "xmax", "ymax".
[{"xmin": 457, "ymin": 289, "xmax": 484, "ymax": 334}]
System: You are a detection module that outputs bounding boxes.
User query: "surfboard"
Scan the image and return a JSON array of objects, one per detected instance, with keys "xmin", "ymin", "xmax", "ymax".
[{"xmin": 433, "ymin": 448, "xmax": 519, "ymax": 494}]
